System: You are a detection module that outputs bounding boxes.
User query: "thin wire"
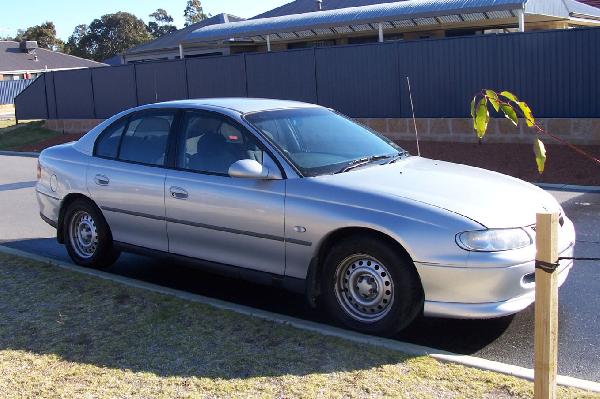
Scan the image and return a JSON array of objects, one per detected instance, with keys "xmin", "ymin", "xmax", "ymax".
[{"xmin": 406, "ymin": 76, "xmax": 420, "ymax": 157}]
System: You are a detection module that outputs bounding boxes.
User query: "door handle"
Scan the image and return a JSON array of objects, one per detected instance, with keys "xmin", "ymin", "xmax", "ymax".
[
  {"xmin": 170, "ymin": 186, "xmax": 188, "ymax": 200},
  {"xmin": 94, "ymin": 174, "xmax": 110, "ymax": 186}
]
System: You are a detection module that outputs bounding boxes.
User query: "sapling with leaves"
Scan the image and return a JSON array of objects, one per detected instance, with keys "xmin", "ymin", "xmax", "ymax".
[{"xmin": 470, "ymin": 90, "xmax": 600, "ymax": 174}]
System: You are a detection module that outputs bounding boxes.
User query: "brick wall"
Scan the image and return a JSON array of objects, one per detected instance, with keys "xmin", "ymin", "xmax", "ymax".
[
  {"xmin": 355, "ymin": 118, "xmax": 600, "ymax": 146},
  {"xmin": 41, "ymin": 117, "xmax": 600, "ymax": 146},
  {"xmin": 44, "ymin": 119, "xmax": 104, "ymax": 135}
]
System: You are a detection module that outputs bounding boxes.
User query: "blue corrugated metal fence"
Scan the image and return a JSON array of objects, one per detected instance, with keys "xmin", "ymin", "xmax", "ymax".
[
  {"xmin": 0, "ymin": 79, "xmax": 33, "ymax": 105},
  {"xmin": 14, "ymin": 27, "xmax": 600, "ymax": 120}
]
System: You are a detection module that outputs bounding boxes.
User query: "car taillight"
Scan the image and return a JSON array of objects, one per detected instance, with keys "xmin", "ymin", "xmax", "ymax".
[{"xmin": 36, "ymin": 161, "xmax": 41, "ymax": 180}]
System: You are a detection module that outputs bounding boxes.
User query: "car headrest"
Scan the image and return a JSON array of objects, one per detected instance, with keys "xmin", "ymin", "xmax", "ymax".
[
  {"xmin": 135, "ymin": 117, "xmax": 171, "ymax": 134},
  {"xmin": 196, "ymin": 131, "xmax": 226, "ymax": 154}
]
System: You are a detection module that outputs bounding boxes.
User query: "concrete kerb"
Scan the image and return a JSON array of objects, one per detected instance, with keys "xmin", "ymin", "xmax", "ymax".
[
  {"xmin": 0, "ymin": 151, "xmax": 40, "ymax": 158},
  {"xmin": 0, "ymin": 245, "xmax": 598, "ymax": 393}
]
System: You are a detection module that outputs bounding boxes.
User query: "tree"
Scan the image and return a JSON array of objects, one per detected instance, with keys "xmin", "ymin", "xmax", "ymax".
[
  {"xmin": 13, "ymin": 22, "xmax": 64, "ymax": 51},
  {"xmin": 184, "ymin": 0, "xmax": 208, "ymax": 27},
  {"xmin": 64, "ymin": 12, "xmax": 152, "ymax": 61},
  {"xmin": 147, "ymin": 8, "xmax": 177, "ymax": 39},
  {"xmin": 470, "ymin": 90, "xmax": 600, "ymax": 173},
  {"xmin": 63, "ymin": 24, "xmax": 90, "ymax": 59}
]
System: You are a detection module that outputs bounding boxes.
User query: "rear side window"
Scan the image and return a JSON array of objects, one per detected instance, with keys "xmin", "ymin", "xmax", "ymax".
[
  {"xmin": 95, "ymin": 120, "xmax": 126, "ymax": 158},
  {"xmin": 119, "ymin": 113, "xmax": 174, "ymax": 166}
]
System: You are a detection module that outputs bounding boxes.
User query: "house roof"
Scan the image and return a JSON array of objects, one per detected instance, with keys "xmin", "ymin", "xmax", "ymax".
[
  {"xmin": 0, "ymin": 41, "xmax": 105, "ymax": 73},
  {"xmin": 252, "ymin": 0, "xmax": 401, "ymax": 19},
  {"xmin": 186, "ymin": 0, "xmax": 526, "ymax": 43},
  {"xmin": 253, "ymin": 0, "xmax": 600, "ymax": 19},
  {"xmin": 186, "ymin": 0, "xmax": 600, "ymax": 44},
  {"xmin": 579, "ymin": 0, "xmax": 600, "ymax": 7},
  {"xmin": 125, "ymin": 13, "xmax": 245, "ymax": 55},
  {"xmin": 566, "ymin": 0, "xmax": 600, "ymax": 19}
]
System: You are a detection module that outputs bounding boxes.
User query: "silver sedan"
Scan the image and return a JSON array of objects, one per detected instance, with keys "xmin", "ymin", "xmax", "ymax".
[{"xmin": 36, "ymin": 98, "xmax": 575, "ymax": 335}]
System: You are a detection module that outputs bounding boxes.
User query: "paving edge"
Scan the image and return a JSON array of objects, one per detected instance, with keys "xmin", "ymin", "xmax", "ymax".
[
  {"xmin": 0, "ymin": 151, "xmax": 39, "ymax": 158},
  {"xmin": 535, "ymin": 183, "xmax": 600, "ymax": 193},
  {"xmin": 0, "ymin": 244, "xmax": 598, "ymax": 393}
]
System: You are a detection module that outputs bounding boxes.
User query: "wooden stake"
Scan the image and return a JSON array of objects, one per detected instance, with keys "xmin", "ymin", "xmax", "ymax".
[{"xmin": 534, "ymin": 212, "xmax": 559, "ymax": 399}]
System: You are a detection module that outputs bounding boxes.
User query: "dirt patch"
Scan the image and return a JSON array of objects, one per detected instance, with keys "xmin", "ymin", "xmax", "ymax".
[
  {"xmin": 16, "ymin": 133, "xmax": 84, "ymax": 152},
  {"xmin": 397, "ymin": 140, "xmax": 600, "ymax": 186}
]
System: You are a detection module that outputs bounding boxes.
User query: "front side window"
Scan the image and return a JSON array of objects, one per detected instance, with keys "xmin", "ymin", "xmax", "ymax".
[
  {"xmin": 177, "ymin": 111, "xmax": 267, "ymax": 175},
  {"xmin": 119, "ymin": 113, "xmax": 174, "ymax": 166},
  {"xmin": 245, "ymin": 108, "xmax": 405, "ymax": 176}
]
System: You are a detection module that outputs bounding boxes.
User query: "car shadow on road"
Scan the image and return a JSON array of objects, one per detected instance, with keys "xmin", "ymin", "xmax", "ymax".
[{"xmin": 0, "ymin": 180, "xmax": 36, "ymax": 192}]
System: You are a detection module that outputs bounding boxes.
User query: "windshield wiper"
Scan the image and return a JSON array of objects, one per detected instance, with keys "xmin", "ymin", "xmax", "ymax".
[
  {"xmin": 386, "ymin": 150, "xmax": 410, "ymax": 164},
  {"xmin": 335, "ymin": 155, "xmax": 393, "ymax": 174}
]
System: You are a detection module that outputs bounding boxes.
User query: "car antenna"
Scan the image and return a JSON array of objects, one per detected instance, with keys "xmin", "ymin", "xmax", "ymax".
[{"xmin": 406, "ymin": 76, "xmax": 421, "ymax": 156}]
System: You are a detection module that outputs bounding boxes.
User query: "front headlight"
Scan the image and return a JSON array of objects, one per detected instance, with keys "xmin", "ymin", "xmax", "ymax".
[{"xmin": 456, "ymin": 228, "xmax": 533, "ymax": 252}]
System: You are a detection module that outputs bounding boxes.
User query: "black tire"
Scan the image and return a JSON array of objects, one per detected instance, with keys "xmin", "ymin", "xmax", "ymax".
[
  {"xmin": 63, "ymin": 198, "xmax": 120, "ymax": 269},
  {"xmin": 321, "ymin": 236, "xmax": 423, "ymax": 336}
]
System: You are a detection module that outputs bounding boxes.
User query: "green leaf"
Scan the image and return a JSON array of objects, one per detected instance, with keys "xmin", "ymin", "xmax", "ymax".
[
  {"xmin": 474, "ymin": 97, "xmax": 489, "ymax": 139},
  {"xmin": 485, "ymin": 90, "xmax": 500, "ymax": 112},
  {"xmin": 533, "ymin": 137, "xmax": 547, "ymax": 174},
  {"xmin": 501, "ymin": 104, "xmax": 518, "ymax": 126},
  {"xmin": 470, "ymin": 97, "xmax": 476, "ymax": 119},
  {"xmin": 500, "ymin": 91, "xmax": 519, "ymax": 103},
  {"xmin": 517, "ymin": 101, "xmax": 535, "ymax": 127}
]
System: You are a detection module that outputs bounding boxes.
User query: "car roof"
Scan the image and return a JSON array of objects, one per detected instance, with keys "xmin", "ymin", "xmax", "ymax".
[{"xmin": 153, "ymin": 98, "xmax": 320, "ymax": 114}]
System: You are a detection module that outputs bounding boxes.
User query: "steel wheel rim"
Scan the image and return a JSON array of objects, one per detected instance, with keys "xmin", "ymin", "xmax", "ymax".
[
  {"xmin": 334, "ymin": 254, "xmax": 394, "ymax": 323},
  {"xmin": 68, "ymin": 210, "xmax": 98, "ymax": 259}
]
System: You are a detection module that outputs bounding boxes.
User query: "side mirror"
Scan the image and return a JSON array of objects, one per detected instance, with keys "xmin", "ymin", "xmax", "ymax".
[{"xmin": 228, "ymin": 159, "xmax": 276, "ymax": 179}]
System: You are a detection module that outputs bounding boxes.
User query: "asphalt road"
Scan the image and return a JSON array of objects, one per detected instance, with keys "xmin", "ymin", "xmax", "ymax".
[{"xmin": 1, "ymin": 154, "xmax": 598, "ymax": 381}]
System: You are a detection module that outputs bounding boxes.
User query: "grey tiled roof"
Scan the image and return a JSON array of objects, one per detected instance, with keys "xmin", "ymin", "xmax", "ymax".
[
  {"xmin": 0, "ymin": 41, "xmax": 106, "ymax": 73},
  {"xmin": 125, "ymin": 13, "xmax": 245, "ymax": 55}
]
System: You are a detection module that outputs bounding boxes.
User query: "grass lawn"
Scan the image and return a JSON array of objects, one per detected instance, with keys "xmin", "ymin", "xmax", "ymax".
[
  {"xmin": 0, "ymin": 252, "xmax": 596, "ymax": 399},
  {"xmin": 0, "ymin": 120, "xmax": 61, "ymax": 151}
]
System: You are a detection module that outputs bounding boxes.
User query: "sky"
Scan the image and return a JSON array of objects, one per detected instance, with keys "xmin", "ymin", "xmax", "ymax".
[{"xmin": 0, "ymin": 0, "xmax": 290, "ymax": 41}]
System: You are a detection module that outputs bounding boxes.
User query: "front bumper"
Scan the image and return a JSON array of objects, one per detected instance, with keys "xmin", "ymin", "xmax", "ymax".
[
  {"xmin": 417, "ymin": 216, "xmax": 576, "ymax": 319},
  {"xmin": 422, "ymin": 256, "xmax": 572, "ymax": 319}
]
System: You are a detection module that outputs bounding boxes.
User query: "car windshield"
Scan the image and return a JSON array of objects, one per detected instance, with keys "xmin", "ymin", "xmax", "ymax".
[{"xmin": 244, "ymin": 108, "xmax": 406, "ymax": 176}]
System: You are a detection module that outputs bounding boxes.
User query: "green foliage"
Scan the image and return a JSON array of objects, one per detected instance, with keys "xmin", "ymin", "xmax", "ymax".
[
  {"xmin": 474, "ymin": 98, "xmax": 489, "ymax": 139},
  {"xmin": 470, "ymin": 89, "xmax": 547, "ymax": 174},
  {"xmin": 184, "ymin": 0, "xmax": 209, "ymax": 27},
  {"xmin": 147, "ymin": 9, "xmax": 177, "ymax": 39},
  {"xmin": 11, "ymin": 22, "xmax": 64, "ymax": 51},
  {"xmin": 501, "ymin": 104, "xmax": 518, "ymax": 126},
  {"xmin": 64, "ymin": 12, "xmax": 152, "ymax": 62},
  {"xmin": 533, "ymin": 137, "xmax": 547, "ymax": 174}
]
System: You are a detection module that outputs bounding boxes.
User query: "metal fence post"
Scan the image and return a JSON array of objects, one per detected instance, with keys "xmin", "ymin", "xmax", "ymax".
[{"xmin": 534, "ymin": 212, "xmax": 559, "ymax": 399}]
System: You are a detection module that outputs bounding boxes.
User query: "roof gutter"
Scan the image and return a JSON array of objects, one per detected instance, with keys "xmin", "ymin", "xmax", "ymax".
[{"xmin": 570, "ymin": 11, "xmax": 600, "ymax": 21}]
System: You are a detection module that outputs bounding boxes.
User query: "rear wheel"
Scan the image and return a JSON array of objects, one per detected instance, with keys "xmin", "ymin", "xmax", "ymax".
[
  {"xmin": 321, "ymin": 237, "xmax": 423, "ymax": 336},
  {"xmin": 63, "ymin": 198, "xmax": 120, "ymax": 268}
]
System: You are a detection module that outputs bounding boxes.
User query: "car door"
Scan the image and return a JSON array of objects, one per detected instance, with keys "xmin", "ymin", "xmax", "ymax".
[
  {"xmin": 87, "ymin": 109, "xmax": 176, "ymax": 252},
  {"xmin": 165, "ymin": 110, "xmax": 286, "ymax": 275}
]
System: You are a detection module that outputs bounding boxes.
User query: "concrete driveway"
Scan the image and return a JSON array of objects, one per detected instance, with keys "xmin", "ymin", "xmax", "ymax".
[{"xmin": 1, "ymin": 154, "xmax": 598, "ymax": 381}]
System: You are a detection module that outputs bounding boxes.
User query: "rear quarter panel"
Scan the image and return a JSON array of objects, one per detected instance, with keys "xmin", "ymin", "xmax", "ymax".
[{"xmin": 37, "ymin": 143, "xmax": 91, "ymax": 222}]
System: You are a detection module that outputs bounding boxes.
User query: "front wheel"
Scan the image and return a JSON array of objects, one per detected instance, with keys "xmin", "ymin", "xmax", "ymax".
[
  {"xmin": 63, "ymin": 198, "xmax": 120, "ymax": 268},
  {"xmin": 321, "ymin": 237, "xmax": 423, "ymax": 336}
]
